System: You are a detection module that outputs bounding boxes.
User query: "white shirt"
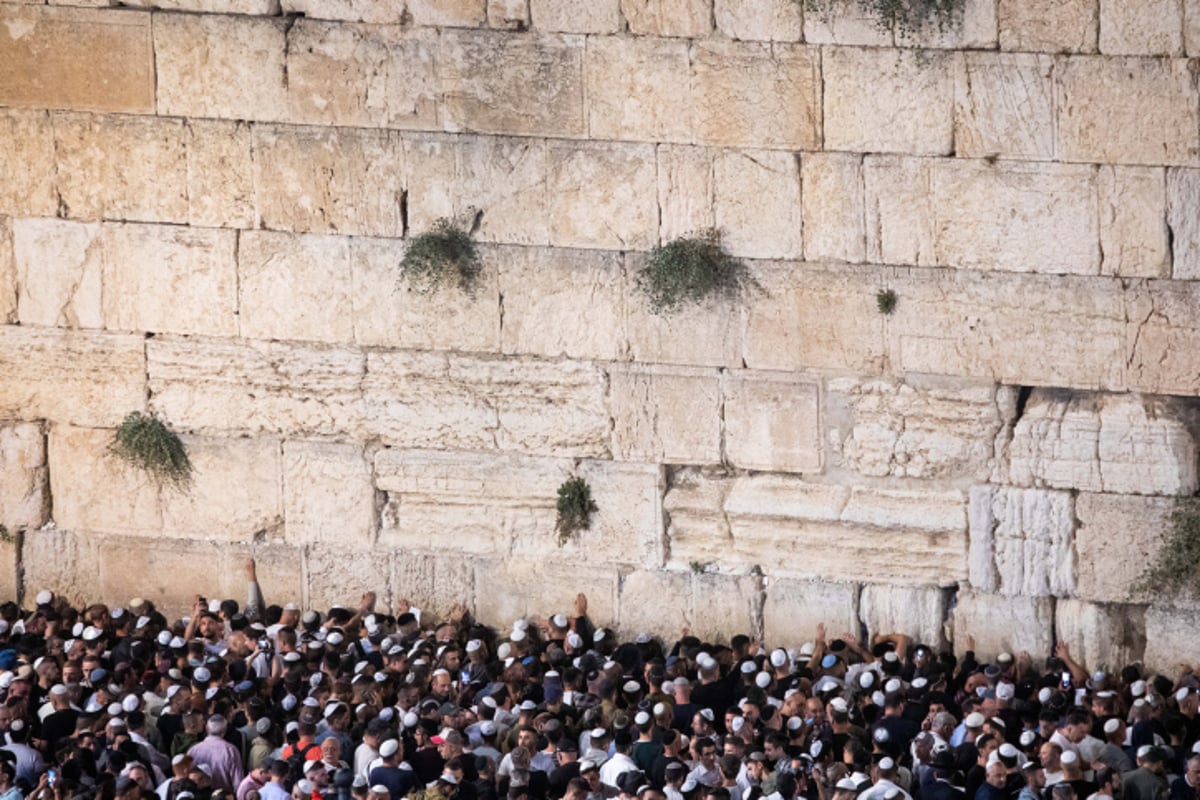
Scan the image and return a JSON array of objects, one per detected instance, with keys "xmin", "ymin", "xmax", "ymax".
[{"xmin": 599, "ymin": 753, "xmax": 638, "ymax": 789}]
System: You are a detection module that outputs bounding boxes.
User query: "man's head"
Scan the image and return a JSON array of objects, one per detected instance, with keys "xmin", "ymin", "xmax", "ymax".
[{"xmin": 986, "ymin": 762, "xmax": 1007, "ymax": 789}]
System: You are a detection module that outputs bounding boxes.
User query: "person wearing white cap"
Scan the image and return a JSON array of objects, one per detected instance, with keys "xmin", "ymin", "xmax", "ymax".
[
  {"xmin": 1094, "ymin": 719, "xmax": 1132, "ymax": 774},
  {"xmin": 859, "ymin": 757, "xmax": 912, "ymax": 800},
  {"xmin": 368, "ymin": 739, "xmax": 416, "ymax": 800},
  {"xmin": 187, "ymin": 715, "xmax": 244, "ymax": 791}
]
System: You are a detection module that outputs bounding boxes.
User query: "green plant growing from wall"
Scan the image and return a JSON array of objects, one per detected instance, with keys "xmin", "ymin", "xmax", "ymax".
[
  {"xmin": 636, "ymin": 229, "xmax": 756, "ymax": 315},
  {"xmin": 109, "ymin": 412, "xmax": 194, "ymax": 492},
  {"xmin": 803, "ymin": 0, "xmax": 965, "ymax": 37},
  {"xmin": 1131, "ymin": 497, "xmax": 1200, "ymax": 597},
  {"xmin": 398, "ymin": 217, "xmax": 482, "ymax": 296},
  {"xmin": 876, "ymin": 289, "xmax": 898, "ymax": 315},
  {"xmin": 690, "ymin": 560, "xmax": 710, "ymax": 575},
  {"xmin": 555, "ymin": 476, "xmax": 598, "ymax": 547}
]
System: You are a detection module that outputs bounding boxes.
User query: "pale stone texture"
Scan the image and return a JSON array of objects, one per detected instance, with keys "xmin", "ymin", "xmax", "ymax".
[
  {"xmin": 13, "ymin": 218, "xmax": 104, "ymax": 329},
  {"xmin": 859, "ymin": 585, "xmax": 949, "ymax": 649},
  {"xmin": 393, "ymin": 553, "xmax": 476, "ymax": 622},
  {"xmin": 0, "ymin": 110, "xmax": 57, "ymax": 217},
  {"xmin": 488, "ymin": 0, "xmax": 529, "ymax": 28},
  {"xmin": 186, "ymin": 120, "xmax": 255, "ymax": 229},
  {"xmin": 238, "ymin": 231, "xmax": 354, "ymax": 344},
  {"xmin": 1073, "ymin": 492, "xmax": 1172, "ymax": 604},
  {"xmin": 497, "ymin": 245, "xmax": 626, "ymax": 361},
  {"xmin": 824, "ymin": 47, "xmax": 955, "ymax": 156},
  {"xmin": 1005, "ymin": 390, "xmax": 1200, "ymax": 496},
  {"xmin": 154, "ymin": 13, "xmax": 288, "ymax": 122},
  {"xmin": 618, "ymin": 571, "xmax": 694, "ymax": 640},
  {"xmin": 714, "ymin": 149, "xmax": 803, "ymax": 260},
  {"xmin": 283, "ymin": 441, "xmax": 375, "ymax": 546},
  {"xmin": 1145, "ymin": 606, "xmax": 1200, "ymax": 675},
  {"xmin": 286, "ymin": 22, "xmax": 439, "ymax": 130},
  {"xmin": 690, "ymin": 40, "xmax": 821, "ymax": 150},
  {"xmin": 1099, "ymin": 0, "xmax": 1183, "ymax": 56},
  {"xmin": 473, "ymin": 560, "xmax": 617, "ymax": 629},
  {"xmin": 409, "ymin": 0, "xmax": 486, "ymax": 26},
  {"xmin": 0, "ymin": 539, "xmax": 16, "ymax": 607},
  {"xmin": 968, "ymin": 486, "xmax": 1075, "ymax": 597},
  {"xmin": 0, "ymin": 423, "xmax": 49, "ymax": 532},
  {"xmin": 951, "ymin": 590, "xmax": 1054, "ymax": 660},
  {"xmin": 998, "ymin": 0, "xmax": 1097, "ymax": 53},
  {"xmin": 1099, "ymin": 167, "xmax": 1170, "ymax": 278},
  {"xmin": 23, "ymin": 528, "xmax": 101, "ymax": 607},
  {"xmin": 907, "ymin": 0, "xmax": 999, "ymax": 50},
  {"xmin": 714, "ymin": 0, "xmax": 803, "ymax": 42},
  {"xmin": 1167, "ymin": 169, "xmax": 1200, "ymax": 279},
  {"xmin": 825, "ymin": 376, "xmax": 1012, "ymax": 483},
  {"xmin": 863, "ymin": 157, "xmax": 937, "ymax": 266},
  {"xmin": 955, "ymin": 53, "xmax": 1055, "ymax": 160},
  {"xmin": 1055, "ymin": 599, "xmax": 1146, "ymax": 672},
  {"xmin": 1189, "ymin": 0, "xmax": 1200, "ymax": 55},
  {"xmin": 723, "ymin": 371, "xmax": 822, "ymax": 473},
  {"xmin": 547, "ymin": 141, "xmax": 658, "ymax": 250},
  {"xmin": 305, "ymin": 545, "xmax": 393, "ymax": 613},
  {"xmin": 0, "ymin": 327, "xmax": 145, "ymax": 428},
  {"xmin": 689, "ymin": 572, "xmax": 764, "ymax": 643},
  {"xmin": 0, "ymin": 218, "xmax": 14, "ymax": 324},
  {"xmin": 529, "ymin": 0, "xmax": 621, "ymax": 33},
  {"xmin": 121, "ymin": 0, "xmax": 280, "ymax": 12},
  {"xmin": 1057, "ymin": 57, "xmax": 1200, "ymax": 166},
  {"xmin": 455, "ymin": 136, "xmax": 550, "ymax": 246},
  {"xmin": 802, "ymin": 153, "xmax": 865, "ymax": 263},
  {"xmin": 570, "ymin": 460, "xmax": 664, "ymax": 569},
  {"xmin": 0, "ymin": 6, "xmax": 154, "ymax": 112},
  {"xmin": 609, "ymin": 364, "xmax": 723, "ymax": 465},
  {"xmin": 803, "ymin": 1, "xmax": 893, "ymax": 46},
  {"xmin": 147, "ymin": 337, "xmax": 365, "ymax": 437},
  {"xmin": 656, "ymin": 145, "xmax": 715, "ymax": 244},
  {"xmin": 1125, "ymin": 280, "xmax": 1200, "ymax": 396},
  {"xmin": 400, "ymin": 135, "xmax": 457, "ymax": 233},
  {"xmin": 350, "ymin": 236, "xmax": 502, "ymax": 353},
  {"xmin": 441, "ymin": 30, "xmax": 584, "ymax": 137},
  {"xmin": 621, "ymin": 0, "xmax": 712, "ymax": 37},
  {"xmin": 280, "ymin": 0, "xmax": 406, "ymax": 23},
  {"xmin": 54, "ymin": 113, "xmax": 188, "ymax": 224},
  {"xmin": 762, "ymin": 578, "xmax": 859, "ymax": 648},
  {"xmin": 363, "ymin": 351, "xmax": 609, "ymax": 456},
  {"xmin": 585, "ymin": 36, "xmax": 692, "ymax": 143}
]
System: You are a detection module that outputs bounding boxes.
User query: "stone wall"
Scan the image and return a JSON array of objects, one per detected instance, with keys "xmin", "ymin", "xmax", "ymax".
[{"xmin": 2, "ymin": 0, "xmax": 1200, "ymax": 673}]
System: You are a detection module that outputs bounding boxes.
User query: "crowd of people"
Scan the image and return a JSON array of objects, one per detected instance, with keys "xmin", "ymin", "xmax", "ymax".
[{"xmin": 0, "ymin": 559, "xmax": 1196, "ymax": 800}]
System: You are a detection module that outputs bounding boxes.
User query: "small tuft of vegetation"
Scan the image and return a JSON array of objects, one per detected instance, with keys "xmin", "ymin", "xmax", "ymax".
[
  {"xmin": 689, "ymin": 561, "xmax": 710, "ymax": 575},
  {"xmin": 109, "ymin": 412, "xmax": 194, "ymax": 492},
  {"xmin": 636, "ymin": 230, "xmax": 756, "ymax": 316},
  {"xmin": 876, "ymin": 288, "xmax": 898, "ymax": 315},
  {"xmin": 399, "ymin": 218, "xmax": 482, "ymax": 296},
  {"xmin": 555, "ymin": 476, "xmax": 598, "ymax": 547},
  {"xmin": 804, "ymin": 0, "xmax": 965, "ymax": 37},
  {"xmin": 1131, "ymin": 497, "xmax": 1200, "ymax": 597},
  {"xmin": 0, "ymin": 525, "xmax": 11, "ymax": 545}
]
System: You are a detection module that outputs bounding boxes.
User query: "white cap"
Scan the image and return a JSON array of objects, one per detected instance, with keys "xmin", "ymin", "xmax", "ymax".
[
  {"xmin": 551, "ymin": 614, "xmax": 568, "ymax": 628},
  {"xmin": 1020, "ymin": 730, "xmax": 1037, "ymax": 747},
  {"xmin": 511, "ymin": 629, "xmax": 526, "ymax": 643},
  {"xmin": 996, "ymin": 682, "xmax": 1014, "ymax": 701},
  {"xmin": 466, "ymin": 640, "xmax": 482, "ymax": 653},
  {"xmin": 623, "ymin": 680, "xmax": 640, "ymax": 693},
  {"xmin": 1104, "ymin": 719, "xmax": 1120, "ymax": 734},
  {"xmin": 193, "ymin": 667, "xmax": 211, "ymax": 683},
  {"xmin": 770, "ymin": 649, "xmax": 788, "ymax": 668},
  {"xmin": 1131, "ymin": 680, "xmax": 1147, "ymax": 697},
  {"xmin": 1175, "ymin": 687, "xmax": 1191, "ymax": 703},
  {"xmin": 755, "ymin": 672, "xmax": 772, "ymax": 689},
  {"xmin": 879, "ymin": 757, "xmax": 895, "ymax": 771},
  {"xmin": 999, "ymin": 744, "xmax": 1018, "ymax": 759},
  {"xmin": 122, "ymin": 695, "xmax": 139, "ymax": 713},
  {"xmin": 787, "ymin": 716, "xmax": 802, "ymax": 731},
  {"xmin": 731, "ymin": 716, "xmax": 744, "ymax": 732},
  {"xmin": 480, "ymin": 721, "xmax": 496, "ymax": 736},
  {"xmin": 634, "ymin": 711, "xmax": 650, "ymax": 725},
  {"xmin": 1038, "ymin": 687, "xmax": 1053, "ymax": 704},
  {"xmin": 860, "ymin": 672, "xmax": 875, "ymax": 689},
  {"xmin": 513, "ymin": 619, "xmax": 529, "ymax": 632},
  {"xmin": 403, "ymin": 712, "xmax": 418, "ymax": 729},
  {"xmin": 35, "ymin": 590, "xmax": 52, "ymax": 606},
  {"xmin": 965, "ymin": 712, "xmax": 985, "ymax": 728},
  {"xmin": 835, "ymin": 778, "xmax": 859, "ymax": 792},
  {"xmin": 740, "ymin": 661, "xmax": 756, "ymax": 674},
  {"xmin": 1061, "ymin": 751, "xmax": 1078, "ymax": 765},
  {"xmin": 884, "ymin": 678, "xmax": 902, "ymax": 694},
  {"xmin": 566, "ymin": 632, "xmax": 582, "ymax": 649},
  {"xmin": 380, "ymin": 739, "xmax": 399, "ymax": 757}
]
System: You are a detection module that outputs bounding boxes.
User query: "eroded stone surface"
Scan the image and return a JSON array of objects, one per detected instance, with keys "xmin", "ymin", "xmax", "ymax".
[
  {"xmin": 998, "ymin": 0, "xmax": 1097, "ymax": 53},
  {"xmin": 955, "ymin": 53, "xmax": 1055, "ymax": 160},
  {"xmin": 802, "ymin": 153, "xmax": 865, "ymax": 263},
  {"xmin": 714, "ymin": 0, "xmax": 803, "ymax": 42},
  {"xmin": 1099, "ymin": 166, "xmax": 1170, "ymax": 278},
  {"xmin": 859, "ymin": 584, "xmax": 948, "ymax": 649},
  {"xmin": 547, "ymin": 141, "xmax": 658, "ymax": 250},
  {"xmin": 585, "ymin": 36, "xmax": 692, "ymax": 143},
  {"xmin": 280, "ymin": 0, "xmax": 405, "ymax": 22},
  {"xmin": 1099, "ymin": 0, "xmax": 1183, "ymax": 55},
  {"xmin": 951, "ymin": 590, "xmax": 1054, "ymax": 660},
  {"xmin": 1055, "ymin": 598, "xmax": 1146, "ymax": 672},
  {"xmin": 714, "ymin": 149, "xmax": 803, "ymax": 260},
  {"xmin": 609, "ymin": 364, "xmax": 722, "ymax": 465},
  {"xmin": 1074, "ymin": 492, "xmax": 1172, "ymax": 604},
  {"xmin": 0, "ymin": 423, "xmax": 49, "ymax": 532},
  {"xmin": 409, "ymin": 0, "xmax": 487, "ymax": 26},
  {"xmin": 238, "ymin": 231, "xmax": 355, "ymax": 344},
  {"xmin": 762, "ymin": 577, "xmax": 859, "ymax": 648},
  {"xmin": 0, "ymin": 110, "xmax": 57, "ymax": 217},
  {"xmin": 1145, "ymin": 606, "xmax": 1200, "ymax": 674},
  {"xmin": 393, "ymin": 553, "xmax": 476, "ymax": 622},
  {"xmin": 723, "ymin": 371, "xmax": 822, "ymax": 474},
  {"xmin": 1167, "ymin": 168, "xmax": 1200, "ymax": 279},
  {"xmin": 283, "ymin": 441, "xmax": 375, "ymax": 546},
  {"xmin": 528, "ymin": 0, "xmax": 621, "ymax": 32},
  {"xmin": 13, "ymin": 218, "xmax": 103, "ymax": 329},
  {"xmin": 621, "ymin": 0, "xmax": 712, "ymax": 37},
  {"xmin": 967, "ymin": 486, "xmax": 1075, "ymax": 597}
]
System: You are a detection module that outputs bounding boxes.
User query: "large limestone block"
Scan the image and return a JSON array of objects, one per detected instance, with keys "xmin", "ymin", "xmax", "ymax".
[
  {"xmin": 1144, "ymin": 605, "xmax": 1200, "ymax": 675},
  {"xmin": 714, "ymin": 149, "xmax": 803, "ymax": 260},
  {"xmin": 689, "ymin": 572, "xmax": 764, "ymax": 644},
  {"xmin": 253, "ymin": 126, "xmax": 403, "ymax": 237},
  {"xmin": 488, "ymin": 0, "xmax": 530, "ymax": 29},
  {"xmin": 862, "ymin": 157, "xmax": 937, "ymax": 266},
  {"xmin": 859, "ymin": 584, "xmax": 949, "ymax": 649},
  {"xmin": 657, "ymin": 146, "xmax": 714, "ymax": 242},
  {"xmin": 22, "ymin": 528, "xmax": 101, "ymax": 608},
  {"xmin": 187, "ymin": 120, "xmax": 255, "ymax": 229},
  {"xmin": 0, "ymin": 327, "xmax": 145, "ymax": 428},
  {"xmin": 1006, "ymin": 390, "xmax": 1200, "ymax": 496},
  {"xmin": 906, "ymin": 0, "xmax": 999, "ymax": 50},
  {"xmin": 609, "ymin": 364, "xmax": 723, "ymax": 465},
  {"xmin": 954, "ymin": 53, "xmax": 1055, "ymax": 160},
  {"xmin": 585, "ymin": 36, "xmax": 692, "ymax": 143},
  {"xmin": 154, "ymin": 13, "xmax": 287, "ymax": 122},
  {"xmin": 825, "ymin": 376, "xmax": 1011, "ymax": 483},
  {"xmin": 497, "ymin": 245, "xmax": 625, "ymax": 361},
  {"xmin": 621, "ymin": 0, "xmax": 712, "ymax": 37},
  {"xmin": 662, "ymin": 467, "xmax": 735, "ymax": 568},
  {"xmin": 762, "ymin": 578, "xmax": 859, "ymax": 649},
  {"xmin": 998, "ymin": 0, "xmax": 1097, "ymax": 53},
  {"xmin": 824, "ymin": 47, "xmax": 955, "ymax": 156},
  {"xmin": 304, "ymin": 545, "xmax": 392, "ymax": 613},
  {"xmin": 529, "ymin": 0, "xmax": 621, "ymax": 32},
  {"xmin": 1057, "ymin": 56, "xmax": 1199, "ymax": 166},
  {"xmin": 409, "ymin": 0, "xmax": 486, "ymax": 26},
  {"xmin": 400, "ymin": 134, "xmax": 459, "ymax": 235},
  {"xmin": 238, "ymin": 231, "xmax": 354, "ymax": 344},
  {"xmin": 714, "ymin": 0, "xmax": 802, "ymax": 41},
  {"xmin": 393, "ymin": 553, "xmax": 476, "ymax": 623},
  {"xmin": 147, "ymin": 337, "xmax": 365, "ymax": 437},
  {"xmin": 0, "ymin": 5, "xmax": 153, "ymax": 112},
  {"xmin": 0, "ymin": 423, "xmax": 48, "ymax": 532},
  {"xmin": 802, "ymin": 153, "xmax": 865, "ymax": 263},
  {"xmin": 455, "ymin": 136, "xmax": 550, "ymax": 245},
  {"xmin": 0, "ymin": 219, "xmax": 10, "ymax": 324},
  {"xmin": 547, "ymin": 141, "xmax": 658, "ymax": 250},
  {"xmin": 286, "ymin": 21, "xmax": 438, "ymax": 130},
  {"xmin": 280, "ymin": 0, "xmax": 406, "ymax": 23},
  {"xmin": 1099, "ymin": 167, "xmax": 1170, "ymax": 278},
  {"xmin": 1189, "ymin": 0, "xmax": 1200, "ymax": 55},
  {"xmin": 723, "ymin": 371, "xmax": 822, "ymax": 474},
  {"xmin": 951, "ymin": 590, "xmax": 1054, "ymax": 660},
  {"xmin": 803, "ymin": 2, "xmax": 893, "ymax": 46},
  {"xmin": 1168, "ymin": 169, "xmax": 1200, "ymax": 279},
  {"xmin": 1125, "ymin": 280, "xmax": 1200, "ymax": 395},
  {"xmin": 1055, "ymin": 599, "xmax": 1146, "ymax": 672},
  {"xmin": 121, "ymin": 0, "xmax": 279, "ymax": 11},
  {"xmin": 472, "ymin": 560, "xmax": 618, "ymax": 630},
  {"xmin": 13, "ymin": 218, "xmax": 103, "ymax": 329},
  {"xmin": 0, "ymin": 110, "xmax": 57, "ymax": 217},
  {"xmin": 1099, "ymin": 0, "xmax": 1183, "ymax": 55},
  {"xmin": 283, "ymin": 441, "xmax": 375, "ymax": 547},
  {"xmin": 441, "ymin": 30, "xmax": 584, "ymax": 137},
  {"xmin": 968, "ymin": 486, "xmax": 1075, "ymax": 597},
  {"xmin": 350, "ymin": 236, "xmax": 502, "ymax": 353},
  {"xmin": 618, "ymin": 570, "xmax": 694, "ymax": 640},
  {"xmin": 0, "ymin": 538, "xmax": 16, "ymax": 606},
  {"xmin": 53, "ymin": 113, "xmax": 188, "ymax": 224},
  {"xmin": 1074, "ymin": 492, "xmax": 1173, "ymax": 604},
  {"xmin": 690, "ymin": 40, "xmax": 821, "ymax": 150},
  {"xmin": 363, "ymin": 352, "xmax": 610, "ymax": 456}
]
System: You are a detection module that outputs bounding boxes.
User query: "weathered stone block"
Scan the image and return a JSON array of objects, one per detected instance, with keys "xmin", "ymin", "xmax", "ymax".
[
  {"xmin": 714, "ymin": 0, "xmax": 803, "ymax": 41},
  {"xmin": 762, "ymin": 577, "xmax": 859, "ymax": 649},
  {"xmin": 656, "ymin": 145, "xmax": 715, "ymax": 243},
  {"xmin": 802, "ymin": 153, "xmax": 865, "ymax": 263},
  {"xmin": 238, "ymin": 231, "xmax": 354, "ymax": 344},
  {"xmin": 187, "ymin": 120, "xmax": 255, "ymax": 229},
  {"xmin": 618, "ymin": 570, "xmax": 694, "ymax": 641},
  {"xmin": 1168, "ymin": 168, "xmax": 1200, "ymax": 279},
  {"xmin": 1057, "ymin": 56, "xmax": 1199, "ymax": 166},
  {"xmin": 13, "ymin": 218, "xmax": 103, "ymax": 329},
  {"xmin": 574, "ymin": 460, "xmax": 664, "ymax": 569},
  {"xmin": 0, "ymin": 219, "xmax": 10, "ymax": 324},
  {"xmin": 0, "ymin": 538, "xmax": 16, "ymax": 607},
  {"xmin": 401, "ymin": 134, "xmax": 458, "ymax": 234},
  {"xmin": 283, "ymin": 441, "xmax": 375, "ymax": 546},
  {"xmin": 363, "ymin": 352, "xmax": 609, "ymax": 456},
  {"xmin": 441, "ymin": 30, "xmax": 584, "ymax": 137},
  {"xmin": 1125, "ymin": 280, "xmax": 1200, "ymax": 395},
  {"xmin": 286, "ymin": 22, "xmax": 439, "ymax": 130},
  {"xmin": 0, "ymin": 110, "xmax": 57, "ymax": 217},
  {"xmin": 1006, "ymin": 389, "xmax": 1200, "ymax": 496},
  {"xmin": 122, "ymin": 0, "xmax": 279, "ymax": 10},
  {"xmin": 473, "ymin": 560, "xmax": 618, "ymax": 630},
  {"xmin": 662, "ymin": 467, "xmax": 734, "ymax": 568},
  {"xmin": 803, "ymin": 2, "xmax": 893, "ymax": 46},
  {"xmin": 955, "ymin": 53, "xmax": 1055, "ymax": 160},
  {"xmin": 455, "ymin": 136, "xmax": 550, "ymax": 245},
  {"xmin": 497, "ymin": 245, "xmax": 625, "ymax": 361},
  {"xmin": 621, "ymin": 0, "xmax": 711, "ymax": 36},
  {"xmin": 689, "ymin": 572, "xmax": 763, "ymax": 643},
  {"xmin": 0, "ymin": 423, "xmax": 48, "ymax": 532},
  {"xmin": 951, "ymin": 590, "xmax": 1054, "ymax": 660},
  {"xmin": 968, "ymin": 486, "xmax": 1075, "ymax": 597},
  {"xmin": 488, "ymin": 0, "xmax": 529, "ymax": 28},
  {"xmin": 154, "ymin": 13, "xmax": 288, "ymax": 122},
  {"xmin": 862, "ymin": 157, "xmax": 937, "ymax": 266},
  {"xmin": 409, "ymin": 0, "xmax": 486, "ymax": 26},
  {"xmin": 1144, "ymin": 605, "xmax": 1200, "ymax": 675},
  {"xmin": 22, "ymin": 527, "xmax": 101, "ymax": 609},
  {"xmin": 609, "ymin": 364, "xmax": 723, "ymax": 465},
  {"xmin": 714, "ymin": 149, "xmax": 803, "ymax": 260},
  {"xmin": 585, "ymin": 36, "xmax": 692, "ymax": 143},
  {"xmin": 824, "ymin": 47, "xmax": 955, "ymax": 156},
  {"xmin": 0, "ymin": 327, "xmax": 145, "ymax": 428},
  {"xmin": 393, "ymin": 553, "xmax": 476, "ymax": 622},
  {"xmin": 690, "ymin": 40, "xmax": 821, "ymax": 150},
  {"xmin": 0, "ymin": 5, "xmax": 154, "ymax": 112},
  {"xmin": 54, "ymin": 113, "xmax": 188, "ymax": 224},
  {"xmin": 1099, "ymin": 167, "xmax": 1170, "ymax": 278},
  {"xmin": 280, "ymin": 0, "xmax": 405, "ymax": 23},
  {"xmin": 1099, "ymin": 0, "xmax": 1183, "ymax": 55},
  {"xmin": 859, "ymin": 584, "xmax": 949, "ymax": 650},
  {"xmin": 529, "ymin": 0, "xmax": 621, "ymax": 32},
  {"xmin": 723, "ymin": 371, "xmax": 822, "ymax": 474},
  {"xmin": 1055, "ymin": 598, "xmax": 1146, "ymax": 672},
  {"xmin": 1074, "ymin": 492, "xmax": 1173, "ymax": 604},
  {"xmin": 147, "ymin": 337, "xmax": 365, "ymax": 437},
  {"xmin": 998, "ymin": 0, "xmax": 1097, "ymax": 53},
  {"xmin": 547, "ymin": 141, "xmax": 657, "ymax": 250},
  {"xmin": 305, "ymin": 545, "xmax": 393, "ymax": 614},
  {"xmin": 907, "ymin": 0, "xmax": 999, "ymax": 50}
]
